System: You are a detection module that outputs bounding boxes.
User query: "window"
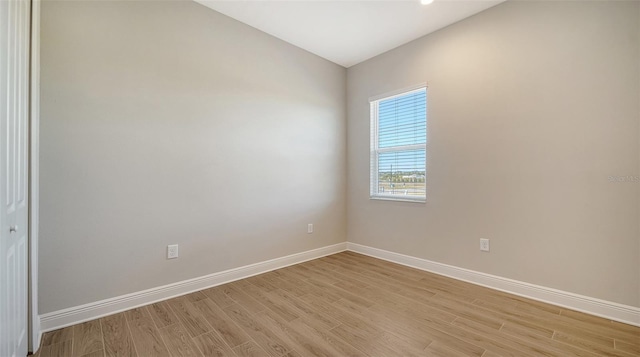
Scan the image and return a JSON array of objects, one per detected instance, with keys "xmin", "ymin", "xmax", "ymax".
[{"xmin": 370, "ymin": 86, "xmax": 426, "ymax": 202}]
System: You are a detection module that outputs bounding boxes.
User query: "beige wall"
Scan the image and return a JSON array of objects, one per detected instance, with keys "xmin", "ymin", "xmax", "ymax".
[
  {"xmin": 40, "ymin": 0, "xmax": 640, "ymax": 313},
  {"xmin": 347, "ymin": 1, "xmax": 640, "ymax": 307},
  {"xmin": 39, "ymin": 0, "xmax": 346, "ymax": 314}
]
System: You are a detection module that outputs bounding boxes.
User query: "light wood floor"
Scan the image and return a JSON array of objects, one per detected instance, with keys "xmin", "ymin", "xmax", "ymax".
[{"xmin": 35, "ymin": 251, "xmax": 640, "ymax": 357}]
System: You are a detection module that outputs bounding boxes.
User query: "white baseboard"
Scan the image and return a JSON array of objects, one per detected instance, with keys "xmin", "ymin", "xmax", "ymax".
[
  {"xmin": 347, "ymin": 242, "xmax": 640, "ymax": 327},
  {"xmin": 38, "ymin": 240, "xmax": 640, "ymax": 332},
  {"xmin": 39, "ymin": 242, "xmax": 347, "ymax": 332}
]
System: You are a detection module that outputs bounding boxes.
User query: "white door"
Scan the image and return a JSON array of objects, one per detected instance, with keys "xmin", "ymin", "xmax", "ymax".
[{"xmin": 0, "ymin": 0, "xmax": 31, "ymax": 356}]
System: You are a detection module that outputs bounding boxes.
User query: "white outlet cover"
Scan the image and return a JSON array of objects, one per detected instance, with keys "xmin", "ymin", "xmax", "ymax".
[
  {"xmin": 307, "ymin": 223, "xmax": 313, "ymax": 234},
  {"xmin": 167, "ymin": 244, "xmax": 179, "ymax": 259},
  {"xmin": 480, "ymin": 238, "xmax": 490, "ymax": 252}
]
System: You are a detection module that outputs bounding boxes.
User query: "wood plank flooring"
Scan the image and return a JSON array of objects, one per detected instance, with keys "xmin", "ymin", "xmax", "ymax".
[{"xmin": 35, "ymin": 252, "xmax": 640, "ymax": 357}]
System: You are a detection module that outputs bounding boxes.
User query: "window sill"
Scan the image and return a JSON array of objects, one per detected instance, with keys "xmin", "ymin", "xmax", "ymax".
[{"xmin": 370, "ymin": 195, "xmax": 426, "ymax": 203}]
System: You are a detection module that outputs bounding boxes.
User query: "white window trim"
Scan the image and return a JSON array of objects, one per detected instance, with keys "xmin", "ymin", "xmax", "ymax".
[
  {"xmin": 369, "ymin": 85, "xmax": 427, "ymax": 203},
  {"xmin": 368, "ymin": 83, "xmax": 428, "ymax": 102}
]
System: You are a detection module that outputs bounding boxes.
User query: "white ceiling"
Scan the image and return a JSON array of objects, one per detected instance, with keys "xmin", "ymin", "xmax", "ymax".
[{"xmin": 195, "ymin": 0, "xmax": 505, "ymax": 68}]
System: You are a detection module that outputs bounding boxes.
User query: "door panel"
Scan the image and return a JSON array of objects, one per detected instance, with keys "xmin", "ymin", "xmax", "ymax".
[{"xmin": 1, "ymin": 0, "xmax": 30, "ymax": 356}]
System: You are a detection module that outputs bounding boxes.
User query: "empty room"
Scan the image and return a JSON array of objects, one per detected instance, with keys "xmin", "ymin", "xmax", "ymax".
[{"xmin": 1, "ymin": 0, "xmax": 639, "ymax": 356}]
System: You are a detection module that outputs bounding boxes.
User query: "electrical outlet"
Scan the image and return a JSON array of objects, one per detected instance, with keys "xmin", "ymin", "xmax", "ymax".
[
  {"xmin": 307, "ymin": 223, "xmax": 313, "ymax": 234},
  {"xmin": 480, "ymin": 238, "xmax": 490, "ymax": 252},
  {"xmin": 167, "ymin": 244, "xmax": 179, "ymax": 259}
]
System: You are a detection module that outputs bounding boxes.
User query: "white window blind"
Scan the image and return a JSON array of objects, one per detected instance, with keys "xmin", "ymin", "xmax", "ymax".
[{"xmin": 370, "ymin": 87, "xmax": 426, "ymax": 202}]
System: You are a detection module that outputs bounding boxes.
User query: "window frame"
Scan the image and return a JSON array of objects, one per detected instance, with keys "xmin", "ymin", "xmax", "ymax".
[{"xmin": 369, "ymin": 84, "xmax": 427, "ymax": 203}]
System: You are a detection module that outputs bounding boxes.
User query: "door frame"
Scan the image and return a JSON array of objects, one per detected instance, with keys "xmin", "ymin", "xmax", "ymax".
[{"xmin": 28, "ymin": 0, "xmax": 40, "ymax": 352}]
